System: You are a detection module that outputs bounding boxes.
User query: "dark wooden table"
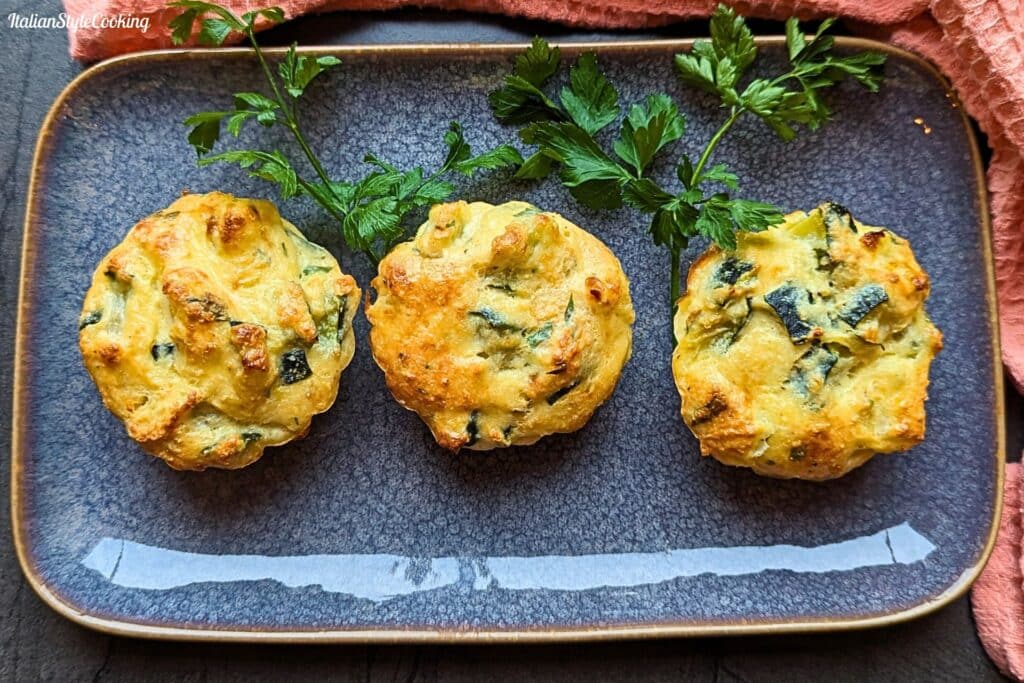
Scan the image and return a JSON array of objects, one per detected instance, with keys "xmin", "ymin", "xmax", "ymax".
[{"xmin": 1, "ymin": 2, "xmax": 1018, "ymax": 679}]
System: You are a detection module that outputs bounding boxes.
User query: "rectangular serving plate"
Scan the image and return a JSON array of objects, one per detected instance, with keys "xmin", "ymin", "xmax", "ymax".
[{"xmin": 12, "ymin": 39, "xmax": 1004, "ymax": 642}]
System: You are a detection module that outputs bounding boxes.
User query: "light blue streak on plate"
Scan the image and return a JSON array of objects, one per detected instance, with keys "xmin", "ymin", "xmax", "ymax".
[{"xmin": 82, "ymin": 522, "xmax": 936, "ymax": 603}]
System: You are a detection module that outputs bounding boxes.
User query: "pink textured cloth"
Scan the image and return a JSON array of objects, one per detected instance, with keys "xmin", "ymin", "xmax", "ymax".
[
  {"xmin": 973, "ymin": 463, "xmax": 1024, "ymax": 681},
  {"xmin": 60, "ymin": 1, "xmax": 1024, "ymax": 674}
]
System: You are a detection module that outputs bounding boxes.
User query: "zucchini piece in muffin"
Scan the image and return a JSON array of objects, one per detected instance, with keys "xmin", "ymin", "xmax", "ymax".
[
  {"xmin": 78, "ymin": 192, "xmax": 360, "ymax": 470},
  {"xmin": 366, "ymin": 201, "xmax": 635, "ymax": 451},
  {"xmin": 671, "ymin": 202, "xmax": 942, "ymax": 480}
]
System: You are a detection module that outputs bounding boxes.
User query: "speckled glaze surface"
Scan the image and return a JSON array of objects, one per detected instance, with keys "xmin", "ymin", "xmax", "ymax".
[{"xmin": 12, "ymin": 41, "xmax": 1002, "ymax": 641}]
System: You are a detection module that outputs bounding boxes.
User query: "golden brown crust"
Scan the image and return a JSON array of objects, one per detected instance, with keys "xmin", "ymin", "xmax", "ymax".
[
  {"xmin": 671, "ymin": 203, "xmax": 942, "ymax": 480},
  {"xmin": 229, "ymin": 323, "xmax": 270, "ymax": 372},
  {"xmin": 366, "ymin": 201, "xmax": 635, "ymax": 451},
  {"xmin": 78, "ymin": 192, "xmax": 360, "ymax": 470}
]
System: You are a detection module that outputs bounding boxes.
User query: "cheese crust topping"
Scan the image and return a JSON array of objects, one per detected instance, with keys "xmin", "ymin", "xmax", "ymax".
[
  {"xmin": 78, "ymin": 192, "xmax": 359, "ymax": 470},
  {"xmin": 672, "ymin": 203, "xmax": 942, "ymax": 480},
  {"xmin": 367, "ymin": 201, "xmax": 635, "ymax": 451}
]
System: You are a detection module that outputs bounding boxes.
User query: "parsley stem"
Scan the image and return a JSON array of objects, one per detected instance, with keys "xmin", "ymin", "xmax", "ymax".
[
  {"xmin": 690, "ymin": 107, "xmax": 742, "ymax": 185},
  {"xmin": 246, "ymin": 27, "xmax": 341, "ymax": 206},
  {"xmin": 243, "ymin": 24, "xmax": 381, "ymax": 265},
  {"xmin": 289, "ymin": 121, "xmax": 336, "ymax": 193},
  {"xmin": 246, "ymin": 28, "xmax": 289, "ymax": 118},
  {"xmin": 295, "ymin": 176, "xmax": 345, "ymax": 222}
]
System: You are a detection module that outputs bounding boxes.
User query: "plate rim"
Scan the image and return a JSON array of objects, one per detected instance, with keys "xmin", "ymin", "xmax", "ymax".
[{"xmin": 10, "ymin": 37, "xmax": 1006, "ymax": 643}]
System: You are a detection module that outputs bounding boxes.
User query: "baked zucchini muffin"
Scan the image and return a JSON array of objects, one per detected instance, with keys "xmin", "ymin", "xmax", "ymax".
[
  {"xmin": 367, "ymin": 200, "xmax": 634, "ymax": 451},
  {"xmin": 672, "ymin": 202, "xmax": 942, "ymax": 480},
  {"xmin": 78, "ymin": 192, "xmax": 359, "ymax": 470}
]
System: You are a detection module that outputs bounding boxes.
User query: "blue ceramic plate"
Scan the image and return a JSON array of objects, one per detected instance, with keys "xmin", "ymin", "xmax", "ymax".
[{"xmin": 12, "ymin": 40, "xmax": 1004, "ymax": 642}]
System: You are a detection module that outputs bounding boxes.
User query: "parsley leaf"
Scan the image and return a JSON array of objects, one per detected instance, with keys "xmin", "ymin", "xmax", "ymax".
[
  {"xmin": 233, "ymin": 92, "xmax": 278, "ymax": 125},
  {"xmin": 515, "ymin": 36, "xmax": 561, "ymax": 87},
  {"xmin": 673, "ymin": 4, "xmax": 756, "ymax": 99},
  {"xmin": 168, "ymin": 1, "xmax": 247, "ymax": 45},
  {"xmin": 489, "ymin": 76, "xmax": 565, "ymax": 124},
  {"xmin": 727, "ymin": 197, "xmax": 783, "ymax": 231},
  {"xmin": 649, "ymin": 204, "xmax": 698, "ymax": 252},
  {"xmin": 524, "ymin": 121, "xmax": 630, "ymax": 208},
  {"xmin": 491, "ymin": 43, "xmax": 679, "ymax": 196},
  {"xmin": 699, "ymin": 163, "xmax": 739, "ymax": 190},
  {"xmin": 342, "ymin": 197, "xmax": 402, "ymax": 258},
  {"xmin": 183, "ymin": 111, "xmax": 230, "ymax": 155},
  {"xmin": 740, "ymin": 17, "xmax": 885, "ymax": 138},
  {"xmin": 514, "ymin": 151, "xmax": 555, "ymax": 180},
  {"xmin": 199, "ymin": 17, "xmax": 234, "ymax": 45},
  {"xmin": 440, "ymin": 121, "xmax": 523, "ymax": 176},
  {"xmin": 695, "ymin": 197, "xmax": 737, "ymax": 249},
  {"xmin": 279, "ymin": 45, "xmax": 341, "ymax": 98},
  {"xmin": 613, "ymin": 93, "xmax": 686, "ymax": 176},
  {"xmin": 172, "ymin": 2, "xmax": 521, "ymax": 267},
  {"xmin": 241, "ymin": 7, "xmax": 285, "ymax": 25},
  {"xmin": 622, "ymin": 177, "xmax": 675, "ymax": 213},
  {"xmin": 199, "ymin": 149, "xmax": 299, "ymax": 198},
  {"xmin": 694, "ymin": 196, "xmax": 783, "ymax": 250},
  {"xmin": 454, "ymin": 145, "xmax": 524, "ymax": 175},
  {"xmin": 709, "ymin": 4, "xmax": 757, "ymax": 78},
  {"xmin": 560, "ymin": 52, "xmax": 619, "ymax": 135},
  {"xmin": 489, "ymin": 39, "xmax": 565, "ymax": 125},
  {"xmin": 673, "ymin": 42, "xmax": 718, "ymax": 95}
]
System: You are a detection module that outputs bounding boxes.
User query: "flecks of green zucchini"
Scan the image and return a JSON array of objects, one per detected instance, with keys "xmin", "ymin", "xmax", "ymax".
[
  {"xmin": 201, "ymin": 432, "xmax": 261, "ymax": 457},
  {"xmin": 822, "ymin": 201, "xmax": 855, "ymax": 234},
  {"xmin": 564, "ymin": 295, "xmax": 575, "ymax": 323},
  {"xmin": 469, "ymin": 308, "xmax": 519, "ymax": 332},
  {"xmin": 546, "ymin": 380, "xmax": 579, "ymax": 405},
  {"xmin": 302, "ymin": 265, "xmax": 332, "ymax": 277},
  {"xmin": 838, "ymin": 284, "xmax": 888, "ymax": 327},
  {"xmin": 785, "ymin": 344, "xmax": 838, "ymax": 399},
  {"xmin": 502, "ymin": 424, "xmax": 514, "ymax": 442},
  {"xmin": 764, "ymin": 284, "xmax": 815, "ymax": 342},
  {"xmin": 241, "ymin": 431, "xmax": 262, "ymax": 447},
  {"xmin": 714, "ymin": 298, "xmax": 752, "ymax": 350},
  {"xmin": 314, "ymin": 295, "xmax": 347, "ymax": 346},
  {"xmin": 466, "ymin": 411, "xmax": 480, "ymax": 446},
  {"xmin": 486, "ymin": 282, "xmax": 516, "ymax": 295},
  {"xmin": 714, "ymin": 258, "xmax": 754, "ymax": 286},
  {"xmin": 335, "ymin": 295, "xmax": 349, "ymax": 343},
  {"xmin": 79, "ymin": 310, "xmax": 102, "ymax": 330},
  {"xmin": 514, "ymin": 206, "xmax": 542, "ymax": 217},
  {"xmin": 524, "ymin": 322, "xmax": 553, "ymax": 347},
  {"xmin": 813, "ymin": 247, "xmax": 839, "ymax": 273},
  {"xmin": 691, "ymin": 395, "xmax": 727, "ymax": 425},
  {"xmin": 150, "ymin": 342, "xmax": 175, "ymax": 361},
  {"xmin": 286, "ymin": 227, "xmax": 303, "ymax": 242},
  {"xmin": 315, "ymin": 316, "xmax": 334, "ymax": 346},
  {"xmin": 184, "ymin": 296, "xmax": 229, "ymax": 321},
  {"xmin": 789, "ymin": 446, "xmax": 807, "ymax": 462},
  {"xmin": 279, "ymin": 348, "xmax": 312, "ymax": 384}
]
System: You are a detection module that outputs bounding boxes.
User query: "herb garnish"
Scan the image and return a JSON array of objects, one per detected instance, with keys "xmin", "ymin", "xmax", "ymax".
[
  {"xmin": 490, "ymin": 4, "xmax": 885, "ymax": 307},
  {"xmin": 169, "ymin": 1, "xmax": 522, "ymax": 264}
]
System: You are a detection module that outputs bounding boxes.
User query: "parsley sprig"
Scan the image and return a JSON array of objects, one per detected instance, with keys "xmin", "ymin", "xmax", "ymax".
[
  {"xmin": 490, "ymin": 4, "xmax": 885, "ymax": 307},
  {"xmin": 169, "ymin": 1, "xmax": 522, "ymax": 264}
]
